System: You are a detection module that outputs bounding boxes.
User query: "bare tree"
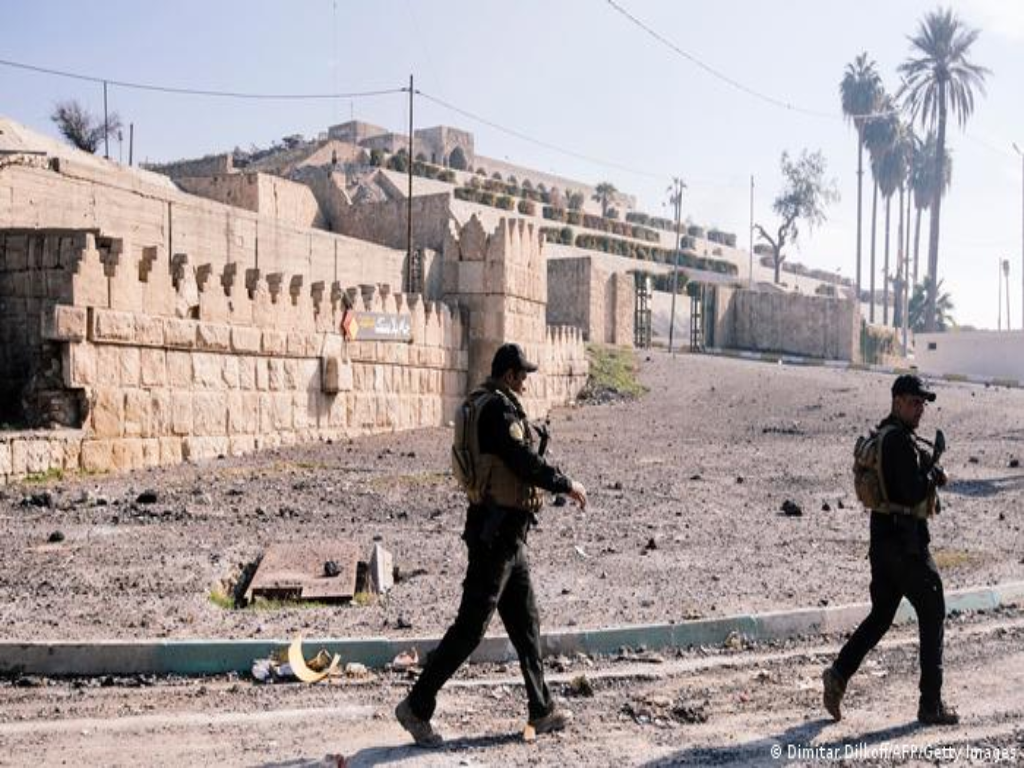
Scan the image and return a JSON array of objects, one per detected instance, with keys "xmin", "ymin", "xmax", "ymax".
[
  {"xmin": 51, "ymin": 100, "xmax": 122, "ymax": 154},
  {"xmin": 755, "ymin": 150, "xmax": 839, "ymax": 284}
]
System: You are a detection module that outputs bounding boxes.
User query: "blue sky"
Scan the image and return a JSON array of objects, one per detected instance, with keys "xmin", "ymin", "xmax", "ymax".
[{"xmin": 3, "ymin": 0, "xmax": 1022, "ymax": 329}]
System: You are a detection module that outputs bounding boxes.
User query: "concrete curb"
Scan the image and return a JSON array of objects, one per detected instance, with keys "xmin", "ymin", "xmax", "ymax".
[
  {"xmin": 2, "ymin": 582, "xmax": 1021, "ymax": 678},
  {"xmin": 702, "ymin": 347, "xmax": 1023, "ymax": 390}
]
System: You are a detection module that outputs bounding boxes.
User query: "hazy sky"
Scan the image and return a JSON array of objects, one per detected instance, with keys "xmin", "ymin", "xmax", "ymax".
[{"xmin": 3, "ymin": 0, "xmax": 1022, "ymax": 329}]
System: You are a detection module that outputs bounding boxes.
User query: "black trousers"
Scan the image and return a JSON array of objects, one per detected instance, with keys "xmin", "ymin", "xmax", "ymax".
[
  {"xmin": 834, "ymin": 514, "xmax": 946, "ymax": 708},
  {"xmin": 408, "ymin": 535, "xmax": 552, "ymax": 721}
]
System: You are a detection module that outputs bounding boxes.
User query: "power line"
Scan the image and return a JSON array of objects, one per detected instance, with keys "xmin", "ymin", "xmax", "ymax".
[
  {"xmin": 0, "ymin": 57, "xmax": 405, "ymax": 100},
  {"xmin": 605, "ymin": 0, "xmax": 839, "ymax": 120},
  {"xmin": 415, "ymin": 88, "xmax": 668, "ymax": 181}
]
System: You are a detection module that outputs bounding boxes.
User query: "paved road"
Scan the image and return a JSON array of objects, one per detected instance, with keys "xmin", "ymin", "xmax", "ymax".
[{"xmin": 1, "ymin": 609, "xmax": 1021, "ymax": 766}]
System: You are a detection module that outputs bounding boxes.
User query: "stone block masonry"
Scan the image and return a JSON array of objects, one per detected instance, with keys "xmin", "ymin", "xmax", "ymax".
[{"xmin": 0, "ymin": 122, "xmax": 587, "ymax": 483}]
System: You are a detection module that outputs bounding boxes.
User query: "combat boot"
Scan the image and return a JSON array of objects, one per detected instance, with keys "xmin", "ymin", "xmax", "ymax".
[
  {"xmin": 528, "ymin": 705, "xmax": 574, "ymax": 735},
  {"xmin": 918, "ymin": 700, "xmax": 959, "ymax": 726},
  {"xmin": 822, "ymin": 667, "xmax": 846, "ymax": 722},
  {"xmin": 395, "ymin": 697, "xmax": 444, "ymax": 747}
]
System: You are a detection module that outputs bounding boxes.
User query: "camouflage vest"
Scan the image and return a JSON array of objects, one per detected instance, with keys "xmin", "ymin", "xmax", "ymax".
[
  {"xmin": 853, "ymin": 423, "xmax": 932, "ymax": 519},
  {"xmin": 451, "ymin": 384, "xmax": 543, "ymax": 513}
]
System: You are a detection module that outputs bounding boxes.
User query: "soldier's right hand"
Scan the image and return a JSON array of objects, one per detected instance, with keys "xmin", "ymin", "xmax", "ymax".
[{"xmin": 568, "ymin": 480, "xmax": 587, "ymax": 510}]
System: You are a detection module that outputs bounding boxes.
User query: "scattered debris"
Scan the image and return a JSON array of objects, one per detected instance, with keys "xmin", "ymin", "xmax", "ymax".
[
  {"xmin": 552, "ymin": 494, "xmax": 567, "ymax": 507},
  {"xmin": 573, "ymin": 546, "xmax": 590, "ymax": 559},
  {"xmin": 390, "ymin": 648, "xmax": 419, "ymax": 671},
  {"xmin": 735, "ymin": 476, "xmax": 744, "ymax": 484},
  {"xmin": 724, "ymin": 631, "xmax": 744, "ymax": 650},
  {"xmin": 136, "ymin": 490, "xmax": 159, "ymax": 505},
  {"xmin": 671, "ymin": 698, "xmax": 709, "ymax": 724},
  {"xmin": 1009, "ymin": 458, "xmax": 1020, "ymax": 469},
  {"xmin": 968, "ymin": 456, "xmax": 980, "ymax": 464},
  {"xmin": 22, "ymin": 491, "xmax": 54, "ymax": 508},
  {"xmin": 644, "ymin": 537, "xmax": 658, "ymax": 552},
  {"xmin": 368, "ymin": 543, "xmax": 394, "ymax": 594},
  {"xmin": 252, "ymin": 637, "xmax": 340, "ymax": 684},
  {"xmin": 344, "ymin": 662, "xmax": 369, "ymax": 678},
  {"xmin": 781, "ymin": 500, "xmax": 803, "ymax": 517},
  {"xmin": 395, "ymin": 616, "xmax": 413, "ymax": 630},
  {"xmin": 566, "ymin": 674, "xmax": 594, "ymax": 697},
  {"xmin": 47, "ymin": 530, "xmax": 65, "ymax": 543},
  {"xmin": 821, "ymin": 502, "xmax": 831, "ymax": 512}
]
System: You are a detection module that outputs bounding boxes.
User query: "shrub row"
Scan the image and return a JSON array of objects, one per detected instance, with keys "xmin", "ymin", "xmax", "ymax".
[
  {"xmin": 758, "ymin": 254, "xmax": 854, "ymax": 288},
  {"xmin": 539, "ymin": 227, "xmax": 735, "ymax": 275}
]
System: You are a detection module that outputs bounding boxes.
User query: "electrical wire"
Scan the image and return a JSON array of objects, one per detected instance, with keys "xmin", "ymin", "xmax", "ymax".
[{"xmin": 0, "ymin": 57, "xmax": 405, "ymax": 101}]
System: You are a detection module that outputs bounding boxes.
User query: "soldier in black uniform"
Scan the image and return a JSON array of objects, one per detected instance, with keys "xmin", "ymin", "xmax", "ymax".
[
  {"xmin": 396, "ymin": 343, "xmax": 588, "ymax": 747},
  {"xmin": 823, "ymin": 374, "xmax": 958, "ymax": 726}
]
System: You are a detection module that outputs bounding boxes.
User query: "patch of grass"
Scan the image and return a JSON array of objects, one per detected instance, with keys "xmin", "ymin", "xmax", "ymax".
[
  {"xmin": 208, "ymin": 589, "xmax": 235, "ymax": 610},
  {"xmin": 351, "ymin": 591, "xmax": 375, "ymax": 607},
  {"xmin": 932, "ymin": 549, "xmax": 977, "ymax": 570},
  {"xmin": 579, "ymin": 344, "xmax": 647, "ymax": 400},
  {"xmin": 248, "ymin": 596, "xmax": 332, "ymax": 612},
  {"xmin": 369, "ymin": 471, "xmax": 450, "ymax": 490},
  {"xmin": 22, "ymin": 467, "xmax": 65, "ymax": 484}
]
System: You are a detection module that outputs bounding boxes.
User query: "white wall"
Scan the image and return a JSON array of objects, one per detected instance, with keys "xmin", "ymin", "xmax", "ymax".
[{"xmin": 915, "ymin": 330, "xmax": 1024, "ymax": 380}]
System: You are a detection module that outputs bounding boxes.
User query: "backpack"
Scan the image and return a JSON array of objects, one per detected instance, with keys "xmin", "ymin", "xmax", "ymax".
[
  {"xmin": 853, "ymin": 424, "xmax": 897, "ymax": 509},
  {"xmin": 451, "ymin": 387, "xmax": 493, "ymax": 504}
]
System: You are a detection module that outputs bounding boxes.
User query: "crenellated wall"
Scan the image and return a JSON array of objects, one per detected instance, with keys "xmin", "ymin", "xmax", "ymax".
[
  {"xmin": 441, "ymin": 215, "xmax": 588, "ymax": 416},
  {"xmin": 0, "ymin": 121, "xmax": 588, "ymax": 483},
  {"xmin": 0, "ymin": 227, "xmax": 468, "ymax": 479}
]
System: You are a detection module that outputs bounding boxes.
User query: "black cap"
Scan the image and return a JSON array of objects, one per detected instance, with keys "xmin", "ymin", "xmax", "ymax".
[
  {"xmin": 892, "ymin": 374, "xmax": 936, "ymax": 402},
  {"xmin": 491, "ymin": 343, "xmax": 538, "ymax": 378}
]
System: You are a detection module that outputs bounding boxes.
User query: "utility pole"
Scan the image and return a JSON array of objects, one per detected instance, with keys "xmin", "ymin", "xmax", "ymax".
[
  {"xmin": 1016, "ymin": 143, "xmax": 1024, "ymax": 331},
  {"xmin": 129, "ymin": 123, "xmax": 134, "ymax": 167},
  {"xmin": 103, "ymin": 80, "xmax": 109, "ymax": 160},
  {"xmin": 1004, "ymin": 259, "xmax": 1011, "ymax": 330},
  {"xmin": 748, "ymin": 175, "xmax": 754, "ymax": 289},
  {"xmin": 667, "ymin": 176, "xmax": 686, "ymax": 354},
  {"xmin": 406, "ymin": 74, "xmax": 414, "ymax": 292},
  {"xmin": 998, "ymin": 258, "xmax": 1003, "ymax": 330}
]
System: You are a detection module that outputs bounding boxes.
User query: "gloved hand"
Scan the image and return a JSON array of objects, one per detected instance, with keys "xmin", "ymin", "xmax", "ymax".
[{"xmin": 931, "ymin": 465, "xmax": 949, "ymax": 487}]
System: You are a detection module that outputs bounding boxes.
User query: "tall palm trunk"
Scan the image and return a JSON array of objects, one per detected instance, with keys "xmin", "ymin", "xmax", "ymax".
[
  {"xmin": 855, "ymin": 132, "xmax": 864, "ymax": 300},
  {"xmin": 894, "ymin": 186, "xmax": 905, "ymax": 329},
  {"xmin": 870, "ymin": 180, "xmax": 879, "ymax": 322},
  {"xmin": 883, "ymin": 194, "xmax": 891, "ymax": 326},
  {"xmin": 913, "ymin": 205, "xmax": 923, "ymax": 285},
  {"xmin": 925, "ymin": 86, "xmax": 948, "ymax": 332}
]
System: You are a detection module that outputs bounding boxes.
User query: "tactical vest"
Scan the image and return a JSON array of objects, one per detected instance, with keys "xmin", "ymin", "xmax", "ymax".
[
  {"xmin": 853, "ymin": 423, "xmax": 932, "ymax": 519},
  {"xmin": 451, "ymin": 384, "xmax": 543, "ymax": 513}
]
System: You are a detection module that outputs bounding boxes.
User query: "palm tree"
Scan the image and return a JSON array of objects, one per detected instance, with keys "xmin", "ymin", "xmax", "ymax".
[
  {"xmin": 863, "ymin": 95, "xmax": 898, "ymax": 323},
  {"xmin": 909, "ymin": 131, "xmax": 952, "ymax": 285},
  {"xmin": 862, "ymin": 93, "xmax": 898, "ymax": 322},
  {"xmin": 909, "ymin": 280, "xmax": 955, "ymax": 332},
  {"xmin": 592, "ymin": 182, "xmax": 618, "ymax": 217},
  {"xmin": 898, "ymin": 8, "xmax": 989, "ymax": 331},
  {"xmin": 840, "ymin": 53, "xmax": 883, "ymax": 303},
  {"xmin": 872, "ymin": 125, "xmax": 909, "ymax": 327}
]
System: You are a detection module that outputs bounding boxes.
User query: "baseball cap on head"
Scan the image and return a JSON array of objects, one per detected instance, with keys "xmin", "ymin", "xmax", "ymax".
[
  {"xmin": 891, "ymin": 374, "xmax": 936, "ymax": 402},
  {"xmin": 491, "ymin": 343, "xmax": 538, "ymax": 378}
]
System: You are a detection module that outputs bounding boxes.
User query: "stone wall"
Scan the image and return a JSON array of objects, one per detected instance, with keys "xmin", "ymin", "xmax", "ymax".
[
  {"xmin": 331, "ymin": 191, "xmax": 454, "ymax": 256},
  {"xmin": 442, "ymin": 216, "xmax": 588, "ymax": 415},
  {"xmin": 175, "ymin": 173, "xmax": 327, "ymax": 230},
  {"xmin": 712, "ymin": 288, "xmax": 861, "ymax": 361},
  {"xmin": 0, "ymin": 156, "xmax": 405, "ymax": 292},
  {"xmin": 545, "ymin": 256, "xmax": 634, "ymax": 346},
  {"xmin": 144, "ymin": 153, "xmax": 234, "ymax": 179},
  {"xmin": 0, "ymin": 227, "xmax": 467, "ymax": 479}
]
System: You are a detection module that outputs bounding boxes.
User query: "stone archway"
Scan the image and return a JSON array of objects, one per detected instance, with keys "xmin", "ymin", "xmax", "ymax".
[{"xmin": 448, "ymin": 146, "xmax": 468, "ymax": 171}]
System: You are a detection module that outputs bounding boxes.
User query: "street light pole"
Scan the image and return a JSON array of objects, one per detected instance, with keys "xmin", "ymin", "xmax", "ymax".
[
  {"xmin": 748, "ymin": 175, "xmax": 754, "ymax": 289},
  {"xmin": 667, "ymin": 176, "xmax": 686, "ymax": 355}
]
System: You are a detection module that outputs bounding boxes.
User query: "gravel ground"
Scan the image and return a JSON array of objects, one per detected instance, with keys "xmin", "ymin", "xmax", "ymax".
[{"xmin": 2, "ymin": 350, "xmax": 1023, "ymax": 642}]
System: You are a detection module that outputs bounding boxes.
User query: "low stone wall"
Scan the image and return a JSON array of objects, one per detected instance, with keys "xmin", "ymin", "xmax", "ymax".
[
  {"xmin": 0, "ymin": 430, "xmax": 85, "ymax": 485},
  {"xmin": 713, "ymin": 287, "xmax": 860, "ymax": 361},
  {"xmin": 175, "ymin": 173, "xmax": 327, "ymax": 230}
]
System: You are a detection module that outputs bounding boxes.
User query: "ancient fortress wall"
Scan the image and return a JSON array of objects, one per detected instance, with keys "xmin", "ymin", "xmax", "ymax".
[
  {"xmin": 441, "ymin": 216, "xmax": 588, "ymax": 416},
  {"xmin": 546, "ymin": 257, "xmax": 634, "ymax": 346},
  {"xmin": 0, "ymin": 148, "xmax": 587, "ymax": 484},
  {"xmin": 713, "ymin": 287, "xmax": 861, "ymax": 361},
  {"xmin": 176, "ymin": 173, "xmax": 327, "ymax": 230}
]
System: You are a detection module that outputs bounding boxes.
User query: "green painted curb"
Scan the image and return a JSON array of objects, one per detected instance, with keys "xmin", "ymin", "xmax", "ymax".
[{"xmin": 1, "ymin": 582, "xmax": 1020, "ymax": 678}]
